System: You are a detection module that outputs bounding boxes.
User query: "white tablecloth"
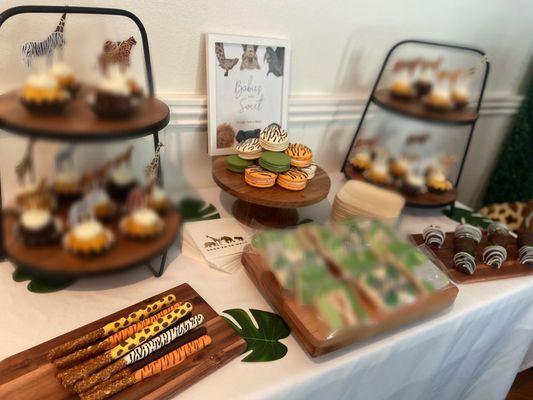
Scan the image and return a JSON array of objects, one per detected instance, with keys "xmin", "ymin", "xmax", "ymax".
[{"xmin": 1, "ymin": 173, "xmax": 532, "ymax": 400}]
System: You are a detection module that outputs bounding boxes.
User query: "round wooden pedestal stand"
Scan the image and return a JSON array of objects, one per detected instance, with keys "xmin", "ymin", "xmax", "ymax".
[
  {"xmin": 212, "ymin": 157, "xmax": 331, "ymax": 228},
  {"xmin": 343, "ymin": 162, "xmax": 457, "ymax": 208}
]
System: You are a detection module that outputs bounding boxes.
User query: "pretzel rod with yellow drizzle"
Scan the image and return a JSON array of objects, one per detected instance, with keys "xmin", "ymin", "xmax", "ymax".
[
  {"xmin": 58, "ymin": 302, "xmax": 192, "ymax": 388},
  {"xmin": 48, "ymin": 294, "xmax": 177, "ymax": 360},
  {"xmin": 53, "ymin": 302, "xmax": 183, "ymax": 369},
  {"xmin": 80, "ymin": 335, "xmax": 212, "ymax": 400}
]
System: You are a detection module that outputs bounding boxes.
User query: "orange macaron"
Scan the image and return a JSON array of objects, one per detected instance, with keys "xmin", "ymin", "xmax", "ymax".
[
  {"xmin": 284, "ymin": 143, "xmax": 313, "ymax": 168},
  {"xmin": 244, "ymin": 165, "xmax": 277, "ymax": 188},
  {"xmin": 277, "ymin": 168, "xmax": 308, "ymax": 191}
]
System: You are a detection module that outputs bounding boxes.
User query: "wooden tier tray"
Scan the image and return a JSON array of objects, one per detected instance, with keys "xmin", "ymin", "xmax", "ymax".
[
  {"xmin": 2, "ymin": 209, "xmax": 181, "ymax": 277},
  {"xmin": 372, "ymin": 89, "xmax": 478, "ymax": 125},
  {"xmin": 411, "ymin": 232, "xmax": 533, "ymax": 284},
  {"xmin": 0, "ymin": 90, "xmax": 170, "ymax": 141},
  {"xmin": 0, "ymin": 283, "xmax": 246, "ymax": 400},
  {"xmin": 344, "ymin": 162, "xmax": 457, "ymax": 208},
  {"xmin": 242, "ymin": 248, "xmax": 458, "ymax": 357},
  {"xmin": 212, "ymin": 156, "xmax": 331, "ymax": 228}
]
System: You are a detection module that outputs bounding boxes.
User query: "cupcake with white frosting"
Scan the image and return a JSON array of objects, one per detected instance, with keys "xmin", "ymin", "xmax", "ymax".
[
  {"xmin": 120, "ymin": 207, "xmax": 164, "ymax": 240},
  {"xmin": 53, "ymin": 170, "xmax": 82, "ymax": 204},
  {"xmin": 91, "ymin": 66, "xmax": 140, "ymax": 119},
  {"xmin": 106, "ymin": 166, "xmax": 138, "ymax": 204},
  {"xmin": 21, "ymin": 71, "xmax": 70, "ymax": 114},
  {"xmin": 51, "ymin": 61, "xmax": 79, "ymax": 95},
  {"xmin": 147, "ymin": 185, "xmax": 169, "ymax": 213},
  {"xmin": 64, "ymin": 219, "xmax": 114, "ymax": 256},
  {"xmin": 18, "ymin": 208, "xmax": 62, "ymax": 246}
]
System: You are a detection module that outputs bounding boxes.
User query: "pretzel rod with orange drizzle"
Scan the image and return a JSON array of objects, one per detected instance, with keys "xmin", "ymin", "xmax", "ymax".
[
  {"xmin": 80, "ymin": 335, "xmax": 212, "ymax": 400},
  {"xmin": 53, "ymin": 302, "xmax": 183, "ymax": 369},
  {"xmin": 48, "ymin": 294, "xmax": 177, "ymax": 360}
]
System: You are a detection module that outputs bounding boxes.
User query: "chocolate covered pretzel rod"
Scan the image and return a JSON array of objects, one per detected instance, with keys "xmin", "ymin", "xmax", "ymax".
[
  {"xmin": 74, "ymin": 314, "xmax": 205, "ymax": 394},
  {"xmin": 482, "ymin": 222, "xmax": 510, "ymax": 269},
  {"xmin": 80, "ymin": 335, "xmax": 212, "ymax": 400},
  {"xmin": 58, "ymin": 302, "xmax": 192, "ymax": 388},
  {"xmin": 54, "ymin": 302, "xmax": 183, "ymax": 369},
  {"xmin": 48, "ymin": 294, "xmax": 177, "ymax": 360}
]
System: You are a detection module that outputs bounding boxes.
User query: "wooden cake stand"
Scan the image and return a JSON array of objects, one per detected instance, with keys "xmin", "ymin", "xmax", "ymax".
[
  {"xmin": 344, "ymin": 162, "xmax": 457, "ymax": 208},
  {"xmin": 212, "ymin": 156, "xmax": 331, "ymax": 228},
  {"xmin": 2, "ymin": 209, "xmax": 181, "ymax": 277}
]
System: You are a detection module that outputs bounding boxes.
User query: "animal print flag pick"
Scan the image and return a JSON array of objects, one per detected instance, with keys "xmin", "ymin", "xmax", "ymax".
[{"xmin": 22, "ymin": 13, "xmax": 66, "ymax": 68}]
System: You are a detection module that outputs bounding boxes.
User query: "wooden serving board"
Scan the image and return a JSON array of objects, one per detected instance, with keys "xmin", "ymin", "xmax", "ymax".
[
  {"xmin": 0, "ymin": 284, "xmax": 246, "ymax": 400},
  {"xmin": 242, "ymin": 249, "xmax": 458, "ymax": 357},
  {"xmin": 411, "ymin": 232, "xmax": 533, "ymax": 284},
  {"xmin": 344, "ymin": 162, "xmax": 457, "ymax": 208}
]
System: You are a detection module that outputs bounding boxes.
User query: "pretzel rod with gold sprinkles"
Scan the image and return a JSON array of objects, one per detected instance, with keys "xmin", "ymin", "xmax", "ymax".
[
  {"xmin": 80, "ymin": 335, "xmax": 212, "ymax": 400},
  {"xmin": 57, "ymin": 302, "xmax": 192, "ymax": 388},
  {"xmin": 53, "ymin": 302, "xmax": 183, "ymax": 369},
  {"xmin": 73, "ymin": 315, "xmax": 205, "ymax": 394},
  {"xmin": 48, "ymin": 294, "xmax": 177, "ymax": 360}
]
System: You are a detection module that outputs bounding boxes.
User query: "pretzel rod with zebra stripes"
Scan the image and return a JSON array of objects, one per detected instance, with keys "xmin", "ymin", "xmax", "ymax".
[
  {"xmin": 57, "ymin": 303, "xmax": 192, "ymax": 388},
  {"xmin": 73, "ymin": 314, "xmax": 205, "ymax": 394},
  {"xmin": 53, "ymin": 302, "xmax": 184, "ymax": 369},
  {"xmin": 48, "ymin": 294, "xmax": 177, "ymax": 360},
  {"xmin": 80, "ymin": 335, "xmax": 212, "ymax": 400}
]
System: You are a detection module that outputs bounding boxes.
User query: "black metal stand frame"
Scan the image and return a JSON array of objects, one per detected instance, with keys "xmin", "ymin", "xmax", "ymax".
[
  {"xmin": 341, "ymin": 39, "xmax": 490, "ymax": 213},
  {"xmin": 0, "ymin": 5, "xmax": 169, "ymax": 277}
]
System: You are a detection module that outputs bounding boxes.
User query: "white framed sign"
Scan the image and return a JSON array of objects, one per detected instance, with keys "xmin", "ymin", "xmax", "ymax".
[{"xmin": 206, "ymin": 33, "xmax": 290, "ymax": 155}]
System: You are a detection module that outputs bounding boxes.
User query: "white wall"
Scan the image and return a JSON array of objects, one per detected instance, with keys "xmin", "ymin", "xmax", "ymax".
[{"xmin": 0, "ymin": 0, "xmax": 531, "ymax": 208}]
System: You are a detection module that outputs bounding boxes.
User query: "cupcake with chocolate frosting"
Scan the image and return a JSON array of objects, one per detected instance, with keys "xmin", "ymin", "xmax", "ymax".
[{"xmin": 18, "ymin": 208, "xmax": 62, "ymax": 246}]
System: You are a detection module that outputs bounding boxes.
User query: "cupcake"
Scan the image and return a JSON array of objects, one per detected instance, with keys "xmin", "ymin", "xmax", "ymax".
[
  {"xmin": 424, "ymin": 72, "xmax": 453, "ymax": 111},
  {"xmin": 17, "ymin": 208, "xmax": 62, "ymax": 246},
  {"xmin": 390, "ymin": 60, "xmax": 415, "ymax": 100},
  {"xmin": 413, "ymin": 60, "xmax": 434, "ymax": 98},
  {"xmin": 120, "ymin": 208, "xmax": 164, "ymax": 240},
  {"xmin": 92, "ymin": 191, "xmax": 116, "ymax": 221},
  {"xmin": 426, "ymin": 170, "xmax": 452, "ymax": 193},
  {"xmin": 401, "ymin": 172, "xmax": 425, "ymax": 196},
  {"xmin": 350, "ymin": 151, "xmax": 373, "ymax": 173},
  {"xmin": 92, "ymin": 66, "xmax": 139, "ymax": 119},
  {"xmin": 53, "ymin": 170, "xmax": 82, "ymax": 204},
  {"xmin": 106, "ymin": 166, "xmax": 137, "ymax": 204},
  {"xmin": 450, "ymin": 70, "xmax": 470, "ymax": 110},
  {"xmin": 147, "ymin": 185, "xmax": 169, "ymax": 213},
  {"xmin": 21, "ymin": 71, "xmax": 70, "ymax": 114},
  {"xmin": 389, "ymin": 156, "xmax": 409, "ymax": 179},
  {"xmin": 64, "ymin": 219, "xmax": 114, "ymax": 256},
  {"xmin": 51, "ymin": 61, "xmax": 79, "ymax": 96},
  {"xmin": 364, "ymin": 162, "xmax": 391, "ymax": 186}
]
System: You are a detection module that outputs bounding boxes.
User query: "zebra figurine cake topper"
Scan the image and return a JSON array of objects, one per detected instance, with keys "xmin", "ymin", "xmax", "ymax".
[{"xmin": 21, "ymin": 13, "xmax": 66, "ymax": 68}]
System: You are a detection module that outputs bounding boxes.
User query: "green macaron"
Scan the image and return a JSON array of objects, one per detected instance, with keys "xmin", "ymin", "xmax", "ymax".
[
  {"xmin": 259, "ymin": 151, "xmax": 291, "ymax": 173},
  {"xmin": 226, "ymin": 155, "xmax": 254, "ymax": 173}
]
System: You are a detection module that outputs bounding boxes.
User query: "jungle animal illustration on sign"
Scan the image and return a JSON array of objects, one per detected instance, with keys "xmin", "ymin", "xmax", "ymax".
[
  {"xmin": 98, "ymin": 36, "xmax": 137, "ymax": 74},
  {"xmin": 22, "ymin": 13, "xmax": 66, "ymax": 67},
  {"xmin": 264, "ymin": 47, "xmax": 284, "ymax": 77},
  {"xmin": 215, "ymin": 42, "xmax": 239, "ymax": 77},
  {"xmin": 203, "ymin": 235, "xmax": 245, "ymax": 248},
  {"xmin": 240, "ymin": 44, "xmax": 260, "ymax": 70}
]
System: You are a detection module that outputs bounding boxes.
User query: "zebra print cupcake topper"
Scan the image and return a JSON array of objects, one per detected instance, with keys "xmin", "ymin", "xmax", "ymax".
[{"xmin": 22, "ymin": 13, "xmax": 66, "ymax": 68}]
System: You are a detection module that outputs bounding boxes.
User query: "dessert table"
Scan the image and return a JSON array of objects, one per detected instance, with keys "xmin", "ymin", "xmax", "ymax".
[{"xmin": 1, "ymin": 172, "xmax": 532, "ymax": 400}]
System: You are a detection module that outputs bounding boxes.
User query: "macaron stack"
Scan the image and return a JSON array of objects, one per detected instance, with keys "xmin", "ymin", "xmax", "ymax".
[{"xmin": 226, "ymin": 123, "xmax": 316, "ymax": 191}]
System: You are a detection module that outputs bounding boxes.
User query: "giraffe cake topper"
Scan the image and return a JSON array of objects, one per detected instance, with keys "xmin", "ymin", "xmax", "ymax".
[
  {"xmin": 98, "ymin": 36, "xmax": 137, "ymax": 74},
  {"xmin": 22, "ymin": 13, "xmax": 66, "ymax": 68},
  {"xmin": 15, "ymin": 139, "xmax": 36, "ymax": 185}
]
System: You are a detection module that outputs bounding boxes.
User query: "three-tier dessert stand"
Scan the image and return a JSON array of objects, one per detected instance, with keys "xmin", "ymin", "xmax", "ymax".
[
  {"xmin": 0, "ymin": 5, "xmax": 179, "ymax": 277},
  {"xmin": 342, "ymin": 39, "xmax": 490, "ymax": 212}
]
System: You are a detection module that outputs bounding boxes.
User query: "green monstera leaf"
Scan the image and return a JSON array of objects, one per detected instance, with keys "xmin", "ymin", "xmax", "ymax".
[
  {"xmin": 442, "ymin": 206, "xmax": 492, "ymax": 229},
  {"xmin": 12, "ymin": 267, "xmax": 75, "ymax": 293},
  {"xmin": 178, "ymin": 197, "xmax": 220, "ymax": 222},
  {"xmin": 222, "ymin": 309, "xmax": 290, "ymax": 362}
]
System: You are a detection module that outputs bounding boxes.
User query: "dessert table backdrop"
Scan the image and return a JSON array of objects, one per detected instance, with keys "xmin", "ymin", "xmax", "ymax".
[{"xmin": 1, "ymin": 173, "xmax": 532, "ymax": 400}]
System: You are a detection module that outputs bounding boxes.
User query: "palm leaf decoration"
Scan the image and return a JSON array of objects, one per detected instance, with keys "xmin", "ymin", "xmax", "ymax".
[
  {"xmin": 442, "ymin": 206, "xmax": 492, "ymax": 229},
  {"xmin": 178, "ymin": 197, "xmax": 220, "ymax": 222},
  {"xmin": 12, "ymin": 267, "xmax": 75, "ymax": 293},
  {"xmin": 222, "ymin": 308, "xmax": 290, "ymax": 362}
]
